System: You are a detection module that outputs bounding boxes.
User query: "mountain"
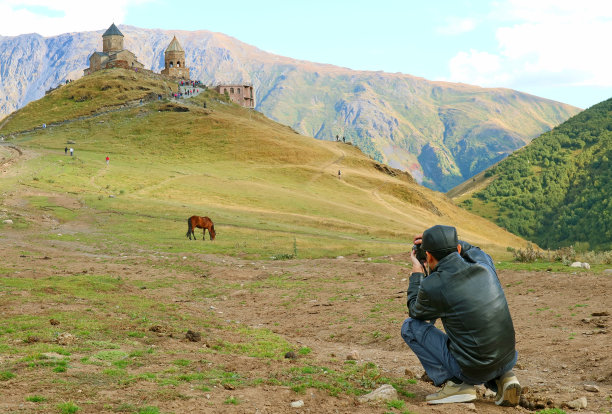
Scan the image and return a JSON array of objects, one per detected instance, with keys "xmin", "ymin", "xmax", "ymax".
[
  {"xmin": 449, "ymin": 97, "xmax": 612, "ymax": 251},
  {"xmin": 0, "ymin": 25, "xmax": 581, "ymax": 191},
  {"xmin": 0, "ymin": 68, "xmax": 526, "ymax": 257}
]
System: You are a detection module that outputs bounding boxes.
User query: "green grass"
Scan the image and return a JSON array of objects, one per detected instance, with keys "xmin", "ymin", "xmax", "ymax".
[
  {"xmin": 57, "ymin": 401, "xmax": 80, "ymax": 414},
  {"xmin": 0, "ymin": 371, "xmax": 16, "ymax": 381},
  {"xmin": 274, "ymin": 361, "xmax": 417, "ymax": 397},
  {"xmin": 224, "ymin": 396, "xmax": 240, "ymax": 405},
  {"xmin": 26, "ymin": 395, "xmax": 47, "ymax": 402},
  {"xmin": 137, "ymin": 407, "xmax": 161, "ymax": 414}
]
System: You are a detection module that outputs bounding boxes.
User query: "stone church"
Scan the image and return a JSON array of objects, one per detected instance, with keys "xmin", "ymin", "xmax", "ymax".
[
  {"xmin": 160, "ymin": 36, "xmax": 189, "ymax": 80},
  {"xmin": 84, "ymin": 24, "xmax": 256, "ymax": 108},
  {"xmin": 83, "ymin": 23, "xmax": 144, "ymax": 75}
]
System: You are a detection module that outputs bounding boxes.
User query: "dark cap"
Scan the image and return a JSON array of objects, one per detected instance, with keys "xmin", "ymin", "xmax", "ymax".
[{"xmin": 422, "ymin": 225, "xmax": 458, "ymax": 254}]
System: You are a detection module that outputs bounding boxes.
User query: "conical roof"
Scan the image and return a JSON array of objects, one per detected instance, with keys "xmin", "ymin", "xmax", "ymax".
[
  {"xmin": 165, "ymin": 36, "xmax": 184, "ymax": 52},
  {"xmin": 103, "ymin": 23, "xmax": 124, "ymax": 37}
]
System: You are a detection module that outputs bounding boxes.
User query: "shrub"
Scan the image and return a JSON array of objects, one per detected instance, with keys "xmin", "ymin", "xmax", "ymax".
[
  {"xmin": 513, "ymin": 244, "xmax": 547, "ymax": 262},
  {"xmin": 553, "ymin": 246, "xmax": 576, "ymax": 264}
]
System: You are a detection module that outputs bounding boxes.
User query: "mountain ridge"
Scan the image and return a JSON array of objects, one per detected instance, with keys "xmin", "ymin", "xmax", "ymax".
[{"xmin": 0, "ymin": 25, "xmax": 581, "ymax": 191}]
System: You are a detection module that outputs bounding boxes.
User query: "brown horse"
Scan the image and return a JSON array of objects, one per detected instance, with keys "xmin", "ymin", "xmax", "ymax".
[{"xmin": 186, "ymin": 216, "xmax": 216, "ymax": 241}]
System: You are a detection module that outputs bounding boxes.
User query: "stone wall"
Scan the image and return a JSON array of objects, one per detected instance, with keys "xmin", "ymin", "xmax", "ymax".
[
  {"xmin": 103, "ymin": 35, "xmax": 123, "ymax": 53},
  {"xmin": 215, "ymin": 85, "xmax": 255, "ymax": 108}
]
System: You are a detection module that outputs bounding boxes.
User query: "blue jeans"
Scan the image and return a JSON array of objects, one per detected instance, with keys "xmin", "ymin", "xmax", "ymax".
[{"xmin": 401, "ymin": 317, "xmax": 517, "ymax": 390}]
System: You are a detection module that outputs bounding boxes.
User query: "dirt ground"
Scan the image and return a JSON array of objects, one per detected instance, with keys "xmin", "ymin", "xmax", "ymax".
[{"xmin": 0, "ymin": 151, "xmax": 611, "ymax": 413}]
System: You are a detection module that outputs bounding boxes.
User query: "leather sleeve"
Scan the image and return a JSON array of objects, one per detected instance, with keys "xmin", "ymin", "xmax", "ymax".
[{"xmin": 407, "ymin": 272, "xmax": 442, "ymax": 320}]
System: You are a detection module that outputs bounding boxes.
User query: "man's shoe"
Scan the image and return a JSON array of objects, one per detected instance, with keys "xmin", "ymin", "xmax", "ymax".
[
  {"xmin": 495, "ymin": 371, "xmax": 521, "ymax": 406},
  {"xmin": 426, "ymin": 380, "xmax": 477, "ymax": 404}
]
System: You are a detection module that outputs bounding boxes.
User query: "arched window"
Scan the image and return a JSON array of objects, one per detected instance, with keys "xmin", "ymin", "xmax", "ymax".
[
  {"xmin": 169, "ymin": 61, "xmax": 174, "ymax": 68},
  {"xmin": 230, "ymin": 88, "xmax": 234, "ymax": 93},
  {"xmin": 177, "ymin": 61, "xmax": 181, "ymax": 67},
  {"xmin": 237, "ymin": 88, "xmax": 241, "ymax": 94}
]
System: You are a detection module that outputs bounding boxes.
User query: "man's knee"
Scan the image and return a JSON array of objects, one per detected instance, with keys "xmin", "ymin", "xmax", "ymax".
[{"xmin": 401, "ymin": 317, "xmax": 422, "ymax": 341}]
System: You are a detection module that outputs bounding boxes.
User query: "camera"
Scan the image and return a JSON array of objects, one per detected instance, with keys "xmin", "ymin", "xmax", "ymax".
[{"xmin": 412, "ymin": 242, "xmax": 427, "ymax": 262}]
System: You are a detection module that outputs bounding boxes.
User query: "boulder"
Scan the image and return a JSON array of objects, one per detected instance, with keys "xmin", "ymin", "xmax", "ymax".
[
  {"xmin": 581, "ymin": 262, "xmax": 591, "ymax": 269},
  {"xmin": 565, "ymin": 397, "xmax": 587, "ymax": 410},
  {"xmin": 357, "ymin": 384, "xmax": 398, "ymax": 403},
  {"xmin": 570, "ymin": 262, "xmax": 582, "ymax": 268},
  {"xmin": 346, "ymin": 350, "xmax": 359, "ymax": 360},
  {"xmin": 2, "ymin": 219, "xmax": 13, "ymax": 225}
]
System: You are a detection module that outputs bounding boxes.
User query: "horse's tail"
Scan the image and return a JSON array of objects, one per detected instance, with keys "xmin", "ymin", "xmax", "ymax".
[{"xmin": 186, "ymin": 217, "xmax": 192, "ymax": 238}]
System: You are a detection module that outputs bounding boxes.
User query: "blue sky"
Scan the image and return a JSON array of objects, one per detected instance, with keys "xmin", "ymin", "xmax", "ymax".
[{"xmin": 1, "ymin": 0, "xmax": 611, "ymax": 108}]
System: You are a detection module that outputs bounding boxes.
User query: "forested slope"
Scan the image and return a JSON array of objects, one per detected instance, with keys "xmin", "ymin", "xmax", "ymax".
[{"xmin": 454, "ymin": 98, "xmax": 612, "ymax": 250}]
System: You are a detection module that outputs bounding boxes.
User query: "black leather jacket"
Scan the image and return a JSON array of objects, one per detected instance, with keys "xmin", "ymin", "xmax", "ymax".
[{"xmin": 407, "ymin": 241, "xmax": 516, "ymax": 380}]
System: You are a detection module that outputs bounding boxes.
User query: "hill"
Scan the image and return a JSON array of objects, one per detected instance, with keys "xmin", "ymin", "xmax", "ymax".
[
  {"xmin": 0, "ymin": 25, "xmax": 581, "ymax": 191},
  {"xmin": 0, "ymin": 68, "xmax": 526, "ymax": 258},
  {"xmin": 450, "ymin": 97, "xmax": 612, "ymax": 250}
]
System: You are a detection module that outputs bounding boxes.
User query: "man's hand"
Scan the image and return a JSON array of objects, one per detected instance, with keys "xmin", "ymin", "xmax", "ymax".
[{"xmin": 411, "ymin": 233, "xmax": 424, "ymax": 274}]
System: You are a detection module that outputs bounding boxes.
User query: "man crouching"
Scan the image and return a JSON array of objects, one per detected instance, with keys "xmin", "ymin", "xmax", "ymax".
[{"xmin": 401, "ymin": 225, "xmax": 521, "ymax": 406}]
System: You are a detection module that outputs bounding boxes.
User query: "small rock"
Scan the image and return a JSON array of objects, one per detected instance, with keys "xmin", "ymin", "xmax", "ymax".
[
  {"xmin": 565, "ymin": 396, "xmax": 587, "ymax": 410},
  {"xmin": 185, "ymin": 330, "xmax": 201, "ymax": 342},
  {"xmin": 404, "ymin": 368, "xmax": 415, "ymax": 377},
  {"xmin": 581, "ymin": 262, "xmax": 591, "ymax": 269},
  {"xmin": 570, "ymin": 262, "xmax": 582, "ymax": 268},
  {"xmin": 285, "ymin": 351, "xmax": 297, "ymax": 359},
  {"xmin": 603, "ymin": 269, "xmax": 612, "ymax": 274},
  {"xmin": 49, "ymin": 319, "xmax": 60, "ymax": 326},
  {"xmin": 346, "ymin": 350, "xmax": 359, "ymax": 360},
  {"xmin": 56, "ymin": 332, "xmax": 76, "ymax": 345},
  {"xmin": 25, "ymin": 336, "xmax": 39, "ymax": 343},
  {"xmin": 2, "ymin": 219, "xmax": 13, "ymax": 224},
  {"xmin": 223, "ymin": 383, "xmax": 235, "ymax": 390},
  {"xmin": 149, "ymin": 325, "xmax": 165, "ymax": 333},
  {"xmin": 336, "ymin": 256, "xmax": 345, "ymax": 259},
  {"xmin": 584, "ymin": 384, "xmax": 599, "ymax": 392},
  {"xmin": 357, "ymin": 384, "xmax": 398, "ymax": 403},
  {"xmin": 484, "ymin": 388, "xmax": 497, "ymax": 398},
  {"xmin": 290, "ymin": 400, "xmax": 304, "ymax": 408}
]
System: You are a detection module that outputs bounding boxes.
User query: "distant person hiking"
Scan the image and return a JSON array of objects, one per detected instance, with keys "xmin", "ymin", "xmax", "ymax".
[
  {"xmin": 106, "ymin": 156, "xmax": 110, "ymax": 165},
  {"xmin": 64, "ymin": 146, "xmax": 68, "ymax": 155},
  {"xmin": 70, "ymin": 148, "xmax": 74, "ymax": 156},
  {"xmin": 402, "ymin": 225, "xmax": 521, "ymax": 406}
]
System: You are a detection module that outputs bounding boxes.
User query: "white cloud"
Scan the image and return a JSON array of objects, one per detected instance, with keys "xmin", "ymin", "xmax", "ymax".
[
  {"xmin": 0, "ymin": 0, "xmax": 152, "ymax": 37},
  {"xmin": 447, "ymin": 0, "xmax": 612, "ymax": 92},
  {"xmin": 436, "ymin": 17, "xmax": 477, "ymax": 35}
]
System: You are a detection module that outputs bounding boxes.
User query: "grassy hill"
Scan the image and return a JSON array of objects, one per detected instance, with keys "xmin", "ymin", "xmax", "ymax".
[
  {"xmin": 450, "ymin": 97, "xmax": 612, "ymax": 250},
  {"xmin": 0, "ymin": 68, "xmax": 525, "ymax": 258}
]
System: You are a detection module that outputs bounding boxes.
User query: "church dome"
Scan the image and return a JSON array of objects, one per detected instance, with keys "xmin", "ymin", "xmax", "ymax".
[
  {"xmin": 103, "ymin": 23, "xmax": 124, "ymax": 37},
  {"xmin": 166, "ymin": 36, "xmax": 184, "ymax": 52}
]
